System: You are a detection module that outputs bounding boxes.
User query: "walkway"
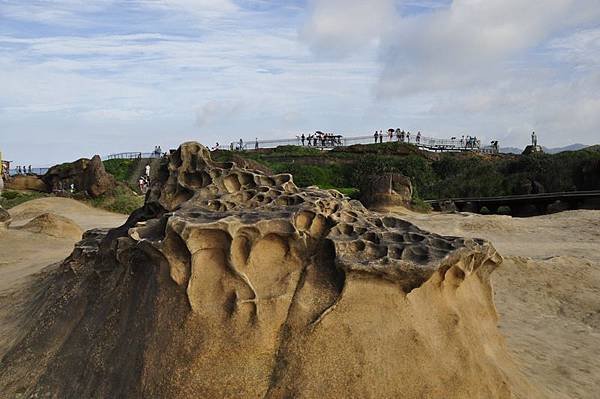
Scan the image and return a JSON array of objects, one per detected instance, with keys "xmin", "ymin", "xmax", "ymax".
[
  {"xmin": 229, "ymin": 133, "xmax": 497, "ymax": 153},
  {"xmin": 426, "ymin": 190, "xmax": 600, "ymax": 216}
]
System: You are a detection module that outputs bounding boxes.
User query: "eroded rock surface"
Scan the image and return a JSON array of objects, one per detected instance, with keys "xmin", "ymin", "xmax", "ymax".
[
  {"xmin": 42, "ymin": 154, "xmax": 116, "ymax": 197},
  {"xmin": 0, "ymin": 142, "xmax": 536, "ymax": 398},
  {"xmin": 359, "ymin": 172, "xmax": 413, "ymax": 209},
  {"xmin": 5, "ymin": 175, "xmax": 48, "ymax": 192}
]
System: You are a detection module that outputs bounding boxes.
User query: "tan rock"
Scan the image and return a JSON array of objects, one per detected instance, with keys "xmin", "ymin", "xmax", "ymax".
[
  {"xmin": 0, "ymin": 142, "xmax": 539, "ymax": 399},
  {"xmin": 18, "ymin": 212, "xmax": 83, "ymax": 240},
  {"xmin": 5, "ymin": 175, "xmax": 48, "ymax": 192}
]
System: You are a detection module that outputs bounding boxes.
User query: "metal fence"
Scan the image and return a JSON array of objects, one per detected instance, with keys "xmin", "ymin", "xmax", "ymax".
[
  {"xmin": 104, "ymin": 152, "xmax": 162, "ymax": 160},
  {"xmin": 228, "ymin": 133, "xmax": 496, "ymax": 153},
  {"xmin": 9, "ymin": 167, "xmax": 49, "ymax": 176}
]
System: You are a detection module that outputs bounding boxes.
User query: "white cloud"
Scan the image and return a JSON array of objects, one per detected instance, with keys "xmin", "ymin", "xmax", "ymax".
[{"xmin": 301, "ymin": 0, "xmax": 396, "ymax": 57}]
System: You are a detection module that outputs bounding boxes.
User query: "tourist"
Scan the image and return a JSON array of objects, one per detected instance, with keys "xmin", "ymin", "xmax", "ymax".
[
  {"xmin": 301, "ymin": 133, "xmax": 305, "ymax": 146},
  {"xmin": 230, "ymin": 142, "xmax": 234, "ymax": 151},
  {"xmin": 379, "ymin": 131, "xmax": 383, "ymax": 143},
  {"xmin": 532, "ymin": 131, "xmax": 537, "ymax": 147},
  {"xmin": 374, "ymin": 130, "xmax": 378, "ymax": 143},
  {"xmin": 239, "ymin": 138, "xmax": 244, "ymax": 151},
  {"xmin": 388, "ymin": 130, "xmax": 393, "ymax": 141},
  {"xmin": 145, "ymin": 163, "xmax": 151, "ymax": 177},
  {"xmin": 395, "ymin": 129, "xmax": 401, "ymax": 141},
  {"xmin": 406, "ymin": 131, "xmax": 411, "ymax": 143},
  {"xmin": 255, "ymin": 138, "xmax": 259, "ymax": 150}
]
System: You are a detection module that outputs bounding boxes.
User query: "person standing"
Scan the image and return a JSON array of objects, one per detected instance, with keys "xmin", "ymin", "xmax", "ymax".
[
  {"xmin": 301, "ymin": 133, "xmax": 305, "ymax": 146},
  {"xmin": 255, "ymin": 138, "xmax": 259, "ymax": 150},
  {"xmin": 406, "ymin": 131, "xmax": 411, "ymax": 143},
  {"xmin": 379, "ymin": 131, "xmax": 383, "ymax": 143},
  {"xmin": 532, "ymin": 131, "xmax": 537, "ymax": 147},
  {"xmin": 374, "ymin": 130, "xmax": 379, "ymax": 143},
  {"xmin": 416, "ymin": 131, "xmax": 421, "ymax": 144},
  {"xmin": 145, "ymin": 163, "xmax": 151, "ymax": 177},
  {"xmin": 239, "ymin": 138, "xmax": 244, "ymax": 151}
]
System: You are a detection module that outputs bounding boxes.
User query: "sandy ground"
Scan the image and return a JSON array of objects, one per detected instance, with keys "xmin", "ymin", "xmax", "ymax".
[
  {"xmin": 0, "ymin": 197, "xmax": 126, "ymax": 293},
  {"xmin": 1, "ymin": 198, "xmax": 598, "ymax": 397},
  {"xmin": 394, "ymin": 208, "xmax": 600, "ymax": 399}
]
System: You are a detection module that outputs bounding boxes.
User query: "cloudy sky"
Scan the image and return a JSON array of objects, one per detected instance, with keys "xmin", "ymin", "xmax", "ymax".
[{"xmin": 1, "ymin": 0, "xmax": 599, "ymax": 166}]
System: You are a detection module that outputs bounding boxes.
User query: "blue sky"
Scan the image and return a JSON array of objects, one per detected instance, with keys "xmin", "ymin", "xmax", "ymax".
[{"xmin": 1, "ymin": 0, "xmax": 599, "ymax": 166}]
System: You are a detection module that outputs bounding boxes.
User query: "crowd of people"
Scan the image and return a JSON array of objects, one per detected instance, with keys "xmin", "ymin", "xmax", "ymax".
[
  {"xmin": 299, "ymin": 131, "xmax": 343, "ymax": 147},
  {"xmin": 12, "ymin": 165, "xmax": 33, "ymax": 175},
  {"xmin": 373, "ymin": 129, "xmax": 423, "ymax": 144},
  {"xmin": 219, "ymin": 129, "xmax": 503, "ymax": 154}
]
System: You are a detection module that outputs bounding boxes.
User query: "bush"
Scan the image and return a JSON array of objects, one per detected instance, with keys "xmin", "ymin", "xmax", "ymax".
[
  {"xmin": 103, "ymin": 159, "xmax": 138, "ymax": 183},
  {"xmin": 88, "ymin": 185, "xmax": 143, "ymax": 214}
]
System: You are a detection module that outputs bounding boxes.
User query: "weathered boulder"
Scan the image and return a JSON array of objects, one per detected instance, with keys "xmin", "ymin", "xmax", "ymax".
[
  {"xmin": 0, "ymin": 142, "xmax": 537, "ymax": 399},
  {"xmin": 19, "ymin": 212, "xmax": 83, "ymax": 240},
  {"xmin": 0, "ymin": 205, "xmax": 10, "ymax": 230},
  {"xmin": 522, "ymin": 145, "xmax": 544, "ymax": 155},
  {"xmin": 42, "ymin": 155, "xmax": 115, "ymax": 197},
  {"xmin": 359, "ymin": 172, "xmax": 413, "ymax": 208},
  {"xmin": 6, "ymin": 175, "xmax": 48, "ymax": 192}
]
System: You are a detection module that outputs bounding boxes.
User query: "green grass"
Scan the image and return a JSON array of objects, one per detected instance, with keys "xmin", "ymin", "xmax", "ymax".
[
  {"xmin": 103, "ymin": 159, "xmax": 138, "ymax": 183},
  {"xmin": 410, "ymin": 197, "xmax": 432, "ymax": 213},
  {"xmin": 0, "ymin": 190, "xmax": 48, "ymax": 209},
  {"xmin": 88, "ymin": 185, "xmax": 144, "ymax": 214}
]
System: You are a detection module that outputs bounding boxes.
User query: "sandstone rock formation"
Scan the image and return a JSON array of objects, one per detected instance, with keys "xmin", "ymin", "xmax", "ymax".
[
  {"xmin": 6, "ymin": 175, "xmax": 48, "ymax": 192},
  {"xmin": 0, "ymin": 142, "xmax": 535, "ymax": 398},
  {"xmin": 19, "ymin": 212, "xmax": 83, "ymax": 240},
  {"xmin": 0, "ymin": 205, "xmax": 10, "ymax": 230},
  {"xmin": 42, "ymin": 155, "xmax": 116, "ymax": 197},
  {"xmin": 359, "ymin": 172, "xmax": 413, "ymax": 209}
]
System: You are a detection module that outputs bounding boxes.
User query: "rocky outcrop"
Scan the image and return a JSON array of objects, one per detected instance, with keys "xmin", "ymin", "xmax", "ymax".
[
  {"xmin": 42, "ymin": 155, "xmax": 116, "ymax": 197},
  {"xmin": 522, "ymin": 145, "xmax": 544, "ymax": 155},
  {"xmin": 18, "ymin": 213, "xmax": 83, "ymax": 240},
  {"xmin": 6, "ymin": 175, "xmax": 48, "ymax": 192},
  {"xmin": 0, "ymin": 205, "xmax": 10, "ymax": 230},
  {"xmin": 359, "ymin": 172, "xmax": 413, "ymax": 208},
  {"xmin": 0, "ymin": 142, "xmax": 535, "ymax": 398}
]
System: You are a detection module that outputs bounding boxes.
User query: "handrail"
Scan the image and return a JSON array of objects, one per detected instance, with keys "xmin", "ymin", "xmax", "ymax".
[{"xmin": 426, "ymin": 190, "xmax": 600, "ymax": 203}]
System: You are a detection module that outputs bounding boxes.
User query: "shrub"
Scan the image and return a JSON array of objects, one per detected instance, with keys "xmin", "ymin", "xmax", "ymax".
[{"xmin": 88, "ymin": 185, "xmax": 143, "ymax": 214}]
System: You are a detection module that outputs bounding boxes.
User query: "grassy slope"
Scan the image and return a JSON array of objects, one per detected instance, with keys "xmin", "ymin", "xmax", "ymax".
[{"xmin": 214, "ymin": 144, "xmax": 600, "ymax": 201}]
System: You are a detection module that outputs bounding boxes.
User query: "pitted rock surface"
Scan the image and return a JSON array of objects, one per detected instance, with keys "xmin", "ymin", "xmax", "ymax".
[{"xmin": 0, "ymin": 142, "xmax": 536, "ymax": 399}]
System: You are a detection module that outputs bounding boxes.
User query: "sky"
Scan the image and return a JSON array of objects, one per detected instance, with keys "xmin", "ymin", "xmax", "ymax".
[{"xmin": 1, "ymin": 0, "xmax": 599, "ymax": 166}]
